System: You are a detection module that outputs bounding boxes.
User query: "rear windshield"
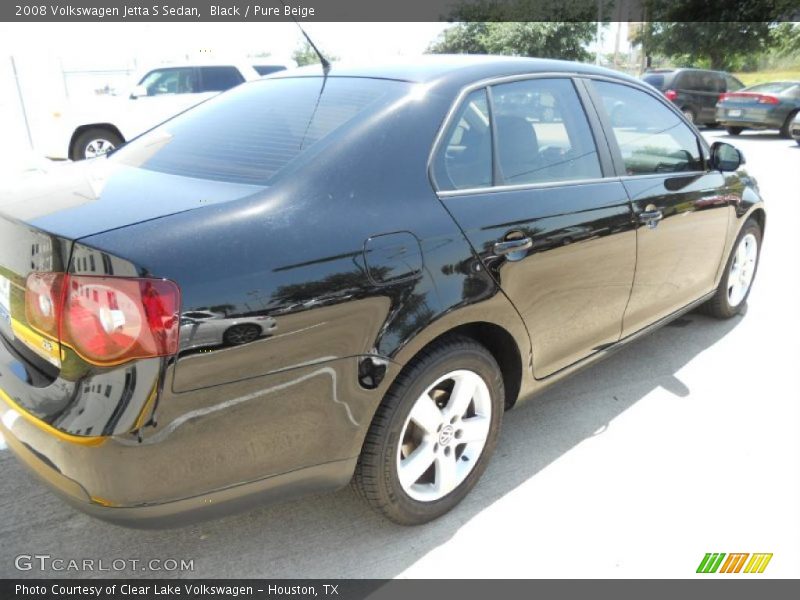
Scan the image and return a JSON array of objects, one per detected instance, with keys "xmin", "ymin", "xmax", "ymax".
[
  {"xmin": 112, "ymin": 77, "xmax": 407, "ymax": 185},
  {"xmin": 744, "ymin": 82, "xmax": 799, "ymax": 95},
  {"xmin": 642, "ymin": 73, "xmax": 669, "ymax": 89}
]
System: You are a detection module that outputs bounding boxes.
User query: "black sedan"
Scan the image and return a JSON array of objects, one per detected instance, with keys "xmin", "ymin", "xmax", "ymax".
[
  {"xmin": 716, "ymin": 80, "xmax": 800, "ymax": 137},
  {"xmin": 0, "ymin": 56, "xmax": 765, "ymax": 527}
]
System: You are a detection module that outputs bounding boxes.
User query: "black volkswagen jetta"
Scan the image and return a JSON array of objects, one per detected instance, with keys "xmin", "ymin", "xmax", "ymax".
[{"xmin": 0, "ymin": 56, "xmax": 764, "ymax": 527}]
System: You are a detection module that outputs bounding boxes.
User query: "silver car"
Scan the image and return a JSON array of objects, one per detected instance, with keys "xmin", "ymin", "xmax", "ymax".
[{"xmin": 179, "ymin": 310, "xmax": 277, "ymax": 350}]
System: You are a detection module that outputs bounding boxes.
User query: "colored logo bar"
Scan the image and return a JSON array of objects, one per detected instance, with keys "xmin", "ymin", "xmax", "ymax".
[{"xmin": 697, "ymin": 553, "xmax": 773, "ymax": 574}]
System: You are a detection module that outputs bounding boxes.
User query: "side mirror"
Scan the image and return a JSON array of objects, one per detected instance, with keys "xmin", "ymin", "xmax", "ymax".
[
  {"xmin": 129, "ymin": 85, "xmax": 148, "ymax": 99},
  {"xmin": 710, "ymin": 141, "xmax": 744, "ymax": 171}
]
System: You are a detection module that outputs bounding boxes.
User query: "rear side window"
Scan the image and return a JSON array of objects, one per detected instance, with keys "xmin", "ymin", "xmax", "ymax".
[
  {"xmin": 138, "ymin": 68, "xmax": 197, "ymax": 96},
  {"xmin": 490, "ymin": 78, "xmax": 602, "ymax": 185},
  {"xmin": 726, "ymin": 75, "xmax": 744, "ymax": 92},
  {"xmin": 676, "ymin": 71, "xmax": 701, "ymax": 91},
  {"xmin": 254, "ymin": 65, "xmax": 288, "ymax": 76},
  {"xmin": 113, "ymin": 77, "xmax": 406, "ymax": 185},
  {"xmin": 705, "ymin": 73, "xmax": 725, "ymax": 93},
  {"xmin": 433, "ymin": 89, "xmax": 492, "ymax": 191},
  {"xmin": 592, "ymin": 81, "xmax": 703, "ymax": 176},
  {"xmin": 745, "ymin": 82, "xmax": 799, "ymax": 95},
  {"xmin": 198, "ymin": 66, "xmax": 245, "ymax": 92}
]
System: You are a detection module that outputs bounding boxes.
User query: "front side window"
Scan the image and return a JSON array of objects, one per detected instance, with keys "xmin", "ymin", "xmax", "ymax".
[
  {"xmin": 138, "ymin": 68, "xmax": 197, "ymax": 96},
  {"xmin": 490, "ymin": 78, "xmax": 602, "ymax": 185},
  {"xmin": 199, "ymin": 66, "xmax": 245, "ymax": 92},
  {"xmin": 433, "ymin": 89, "xmax": 492, "ymax": 191},
  {"xmin": 592, "ymin": 80, "xmax": 703, "ymax": 176}
]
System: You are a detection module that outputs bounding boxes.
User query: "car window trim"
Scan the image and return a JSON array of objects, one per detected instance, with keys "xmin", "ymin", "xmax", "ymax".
[
  {"xmin": 437, "ymin": 175, "xmax": 617, "ymax": 198},
  {"xmin": 428, "ymin": 72, "xmax": 613, "ymax": 196},
  {"xmin": 580, "ymin": 74, "xmax": 712, "ymax": 178}
]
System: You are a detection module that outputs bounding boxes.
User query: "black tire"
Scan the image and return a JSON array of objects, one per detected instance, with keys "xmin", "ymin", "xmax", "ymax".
[
  {"xmin": 353, "ymin": 336, "xmax": 504, "ymax": 525},
  {"xmin": 726, "ymin": 126, "xmax": 743, "ymax": 136},
  {"xmin": 700, "ymin": 218, "xmax": 762, "ymax": 319},
  {"xmin": 222, "ymin": 323, "xmax": 261, "ymax": 345},
  {"xmin": 780, "ymin": 110, "xmax": 798, "ymax": 139},
  {"xmin": 70, "ymin": 127, "xmax": 123, "ymax": 161}
]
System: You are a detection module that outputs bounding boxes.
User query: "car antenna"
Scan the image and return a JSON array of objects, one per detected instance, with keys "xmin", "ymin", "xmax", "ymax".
[{"xmin": 280, "ymin": 1, "xmax": 330, "ymax": 74}]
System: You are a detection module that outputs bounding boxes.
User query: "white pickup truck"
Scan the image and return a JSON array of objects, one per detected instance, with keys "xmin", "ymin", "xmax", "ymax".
[{"xmin": 41, "ymin": 60, "xmax": 292, "ymax": 160}]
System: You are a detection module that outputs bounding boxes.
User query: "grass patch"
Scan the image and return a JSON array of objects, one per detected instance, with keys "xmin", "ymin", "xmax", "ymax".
[{"xmin": 735, "ymin": 69, "xmax": 800, "ymax": 86}]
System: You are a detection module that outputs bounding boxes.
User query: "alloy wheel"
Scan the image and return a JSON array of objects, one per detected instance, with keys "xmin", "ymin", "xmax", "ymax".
[
  {"xmin": 396, "ymin": 369, "xmax": 492, "ymax": 502},
  {"xmin": 84, "ymin": 139, "xmax": 116, "ymax": 159},
  {"xmin": 727, "ymin": 233, "xmax": 758, "ymax": 307}
]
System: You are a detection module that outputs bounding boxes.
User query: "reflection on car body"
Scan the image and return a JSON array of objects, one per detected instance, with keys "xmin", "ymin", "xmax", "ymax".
[{"xmin": 179, "ymin": 310, "xmax": 277, "ymax": 351}]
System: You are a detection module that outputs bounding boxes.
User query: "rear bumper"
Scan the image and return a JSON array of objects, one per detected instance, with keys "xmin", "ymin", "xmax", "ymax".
[
  {"xmin": 2, "ymin": 417, "xmax": 355, "ymax": 527},
  {"xmin": 0, "ymin": 351, "xmax": 380, "ymax": 526},
  {"xmin": 716, "ymin": 108, "xmax": 787, "ymax": 130}
]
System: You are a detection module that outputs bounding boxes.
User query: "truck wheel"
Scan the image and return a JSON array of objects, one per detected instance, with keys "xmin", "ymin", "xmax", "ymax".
[{"xmin": 71, "ymin": 128, "xmax": 123, "ymax": 161}]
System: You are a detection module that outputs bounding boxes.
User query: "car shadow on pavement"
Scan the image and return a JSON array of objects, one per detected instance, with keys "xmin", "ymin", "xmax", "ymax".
[{"xmin": 0, "ymin": 311, "xmax": 744, "ymax": 579}]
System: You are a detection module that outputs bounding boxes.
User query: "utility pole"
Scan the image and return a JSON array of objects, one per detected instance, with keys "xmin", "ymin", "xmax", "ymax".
[
  {"xmin": 10, "ymin": 56, "xmax": 34, "ymax": 150},
  {"xmin": 595, "ymin": 0, "xmax": 604, "ymax": 65}
]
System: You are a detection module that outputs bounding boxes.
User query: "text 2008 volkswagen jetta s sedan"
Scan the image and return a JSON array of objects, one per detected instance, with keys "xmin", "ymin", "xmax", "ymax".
[{"xmin": 0, "ymin": 56, "xmax": 764, "ymax": 527}]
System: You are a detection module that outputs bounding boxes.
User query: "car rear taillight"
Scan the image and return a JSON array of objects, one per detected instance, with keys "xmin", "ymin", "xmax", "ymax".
[
  {"xmin": 724, "ymin": 92, "xmax": 780, "ymax": 105},
  {"xmin": 718, "ymin": 93, "xmax": 729, "ymax": 102},
  {"xmin": 664, "ymin": 89, "xmax": 678, "ymax": 101},
  {"xmin": 25, "ymin": 273, "xmax": 180, "ymax": 366},
  {"xmin": 25, "ymin": 272, "xmax": 65, "ymax": 339}
]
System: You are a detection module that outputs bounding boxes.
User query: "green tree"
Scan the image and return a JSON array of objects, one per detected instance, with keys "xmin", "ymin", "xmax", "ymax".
[
  {"xmin": 634, "ymin": 0, "xmax": 797, "ymax": 71},
  {"xmin": 772, "ymin": 22, "xmax": 800, "ymax": 56},
  {"xmin": 292, "ymin": 41, "xmax": 338, "ymax": 67},
  {"xmin": 427, "ymin": 22, "xmax": 596, "ymax": 62}
]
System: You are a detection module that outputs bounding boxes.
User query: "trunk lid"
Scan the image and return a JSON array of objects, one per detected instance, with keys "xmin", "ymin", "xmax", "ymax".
[
  {"xmin": 0, "ymin": 158, "xmax": 265, "ymax": 240},
  {"xmin": 0, "ymin": 158, "xmax": 263, "ymax": 373}
]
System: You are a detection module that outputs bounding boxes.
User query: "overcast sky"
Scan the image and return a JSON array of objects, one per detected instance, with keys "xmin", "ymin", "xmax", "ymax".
[
  {"xmin": 0, "ymin": 22, "xmax": 455, "ymax": 67},
  {"xmin": 0, "ymin": 21, "xmax": 626, "ymax": 68}
]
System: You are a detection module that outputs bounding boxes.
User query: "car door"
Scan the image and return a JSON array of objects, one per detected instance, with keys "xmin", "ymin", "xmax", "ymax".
[
  {"xmin": 433, "ymin": 77, "xmax": 637, "ymax": 378},
  {"xmin": 587, "ymin": 79, "xmax": 732, "ymax": 337}
]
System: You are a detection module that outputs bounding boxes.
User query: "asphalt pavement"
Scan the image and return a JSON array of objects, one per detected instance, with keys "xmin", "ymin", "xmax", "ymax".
[{"xmin": 0, "ymin": 130, "xmax": 798, "ymax": 578}]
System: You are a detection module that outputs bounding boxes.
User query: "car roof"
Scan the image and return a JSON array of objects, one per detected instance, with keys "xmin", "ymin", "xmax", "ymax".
[
  {"xmin": 269, "ymin": 54, "xmax": 642, "ymax": 89},
  {"xmin": 645, "ymin": 67, "xmax": 727, "ymax": 75}
]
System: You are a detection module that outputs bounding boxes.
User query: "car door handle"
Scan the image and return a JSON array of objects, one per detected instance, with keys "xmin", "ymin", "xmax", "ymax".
[
  {"xmin": 638, "ymin": 209, "xmax": 663, "ymax": 223},
  {"xmin": 493, "ymin": 237, "xmax": 533, "ymax": 255}
]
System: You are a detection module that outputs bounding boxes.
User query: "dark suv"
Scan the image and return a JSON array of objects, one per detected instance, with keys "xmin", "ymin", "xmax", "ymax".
[{"xmin": 643, "ymin": 68, "xmax": 745, "ymax": 126}]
